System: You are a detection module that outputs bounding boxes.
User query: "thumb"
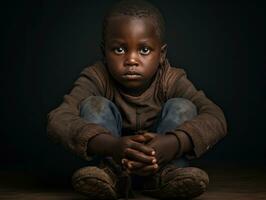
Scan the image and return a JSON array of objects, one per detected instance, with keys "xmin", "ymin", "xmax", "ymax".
[
  {"xmin": 143, "ymin": 132, "xmax": 157, "ymax": 142},
  {"xmin": 131, "ymin": 134, "xmax": 147, "ymax": 143}
]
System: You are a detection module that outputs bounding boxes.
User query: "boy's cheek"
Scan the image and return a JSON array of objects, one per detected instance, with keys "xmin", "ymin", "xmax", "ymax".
[{"xmin": 105, "ymin": 56, "xmax": 123, "ymax": 68}]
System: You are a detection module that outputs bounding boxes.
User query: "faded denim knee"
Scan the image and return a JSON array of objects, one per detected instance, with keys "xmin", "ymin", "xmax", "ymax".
[
  {"xmin": 80, "ymin": 96, "xmax": 122, "ymax": 137},
  {"xmin": 156, "ymin": 98, "xmax": 197, "ymax": 134}
]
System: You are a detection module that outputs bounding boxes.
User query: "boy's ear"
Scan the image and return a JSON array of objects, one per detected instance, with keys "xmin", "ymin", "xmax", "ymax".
[{"xmin": 160, "ymin": 44, "xmax": 167, "ymax": 64}]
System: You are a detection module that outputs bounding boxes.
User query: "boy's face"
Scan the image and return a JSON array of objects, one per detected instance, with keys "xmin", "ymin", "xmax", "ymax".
[{"xmin": 104, "ymin": 16, "xmax": 166, "ymax": 95}]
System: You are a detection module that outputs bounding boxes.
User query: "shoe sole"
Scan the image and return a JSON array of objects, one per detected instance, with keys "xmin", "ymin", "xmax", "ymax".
[{"xmin": 72, "ymin": 167, "xmax": 117, "ymax": 200}]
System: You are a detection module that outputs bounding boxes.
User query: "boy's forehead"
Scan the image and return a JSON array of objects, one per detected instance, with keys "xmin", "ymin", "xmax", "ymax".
[{"xmin": 106, "ymin": 15, "xmax": 159, "ymax": 39}]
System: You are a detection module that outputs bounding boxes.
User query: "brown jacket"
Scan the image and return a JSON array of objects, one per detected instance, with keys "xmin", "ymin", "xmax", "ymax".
[{"xmin": 47, "ymin": 60, "xmax": 227, "ymax": 161}]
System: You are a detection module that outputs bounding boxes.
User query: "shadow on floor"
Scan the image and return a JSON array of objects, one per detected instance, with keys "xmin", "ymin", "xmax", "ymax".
[{"xmin": 0, "ymin": 163, "xmax": 265, "ymax": 200}]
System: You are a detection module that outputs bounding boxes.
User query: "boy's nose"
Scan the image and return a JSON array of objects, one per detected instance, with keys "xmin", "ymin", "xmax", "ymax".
[{"xmin": 124, "ymin": 52, "xmax": 139, "ymax": 67}]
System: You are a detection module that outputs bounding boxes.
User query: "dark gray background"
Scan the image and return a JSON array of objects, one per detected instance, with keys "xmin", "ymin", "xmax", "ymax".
[{"xmin": 1, "ymin": 0, "xmax": 265, "ymax": 182}]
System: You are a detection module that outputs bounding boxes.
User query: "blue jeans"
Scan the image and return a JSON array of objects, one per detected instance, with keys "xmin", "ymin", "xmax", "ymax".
[{"xmin": 80, "ymin": 96, "xmax": 197, "ymax": 168}]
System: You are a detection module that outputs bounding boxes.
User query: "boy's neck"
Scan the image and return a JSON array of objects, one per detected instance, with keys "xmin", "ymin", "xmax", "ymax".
[
  {"xmin": 119, "ymin": 86, "xmax": 147, "ymax": 97},
  {"xmin": 117, "ymin": 76, "xmax": 155, "ymax": 97}
]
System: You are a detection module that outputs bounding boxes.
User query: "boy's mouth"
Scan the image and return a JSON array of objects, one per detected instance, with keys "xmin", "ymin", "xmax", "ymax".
[{"xmin": 122, "ymin": 71, "xmax": 142, "ymax": 80}]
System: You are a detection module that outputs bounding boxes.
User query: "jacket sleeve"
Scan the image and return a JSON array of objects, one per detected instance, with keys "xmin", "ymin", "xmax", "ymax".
[
  {"xmin": 167, "ymin": 69, "xmax": 228, "ymax": 159},
  {"xmin": 47, "ymin": 65, "xmax": 111, "ymax": 161}
]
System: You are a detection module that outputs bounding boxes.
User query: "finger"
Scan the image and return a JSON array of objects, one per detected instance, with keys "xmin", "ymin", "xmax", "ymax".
[
  {"xmin": 126, "ymin": 160, "xmax": 147, "ymax": 169},
  {"xmin": 121, "ymin": 158, "xmax": 128, "ymax": 166},
  {"xmin": 122, "ymin": 158, "xmax": 134, "ymax": 169},
  {"xmin": 125, "ymin": 148, "xmax": 157, "ymax": 164},
  {"xmin": 122, "ymin": 160, "xmax": 135, "ymax": 173},
  {"xmin": 123, "ymin": 159, "xmax": 148, "ymax": 170},
  {"xmin": 131, "ymin": 164, "xmax": 159, "ymax": 176},
  {"xmin": 143, "ymin": 132, "xmax": 157, "ymax": 142},
  {"xmin": 131, "ymin": 135, "xmax": 147, "ymax": 143},
  {"xmin": 130, "ymin": 141, "xmax": 155, "ymax": 156},
  {"xmin": 129, "ymin": 161, "xmax": 146, "ymax": 169}
]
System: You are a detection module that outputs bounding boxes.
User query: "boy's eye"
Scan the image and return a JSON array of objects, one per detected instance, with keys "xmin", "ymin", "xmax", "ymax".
[
  {"xmin": 139, "ymin": 47, "xmax": 151, "ymax": 55},
  {"xmin": 114, "ymin": 47, "xmax": 125, "ymax": 55}
]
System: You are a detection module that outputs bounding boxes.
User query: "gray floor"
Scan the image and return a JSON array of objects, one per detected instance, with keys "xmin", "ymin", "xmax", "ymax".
[{"xmin": 0, "ymin": 164, "xmax": 265, "ymax": 200}]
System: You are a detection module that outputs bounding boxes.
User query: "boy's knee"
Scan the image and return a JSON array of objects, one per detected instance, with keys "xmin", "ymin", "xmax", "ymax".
[
  {"xmin": 80, "ymin": 96, "xmax": 122, "ymax": 137},
  {"xmin": 164, "ymin": 98, "xmax": 197, "ymax": 118},
  {"xmin": 80, "ymin": 96, "xmax": 111, "ymax": 116}
]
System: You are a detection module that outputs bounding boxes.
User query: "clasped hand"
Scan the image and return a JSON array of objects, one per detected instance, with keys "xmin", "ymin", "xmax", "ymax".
[{"xmin": 111, "ymin": 133, "xmax": 179, "ymax": 176}]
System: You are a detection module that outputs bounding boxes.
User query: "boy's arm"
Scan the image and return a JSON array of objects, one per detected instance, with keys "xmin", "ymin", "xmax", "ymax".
[
  {"xmin": 47, "ymin": 64, "xmax": 112, "ymax": 161},
  {"xmin": 167, "ymin": 69, "xmax": 227, "ymax": 159}
]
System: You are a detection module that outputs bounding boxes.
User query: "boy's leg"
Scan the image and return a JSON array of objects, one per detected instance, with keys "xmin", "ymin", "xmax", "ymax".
[
  {"xmin": 80, "ymin": 96, "xmax": 123, "ymax": 165},
  {"xmin": 155, "ymin": 97, "xmax": 197, "ymax": 167},
  {"xmin": 133, "ymin": 98, "xmax": 196, "ymax": 188},
  {"xmin": 143, "ymin": 98, "xmax": 209, "ymax": 199},
  {"xmin": 72, "ymin": 96, "xmax": 124, "ymax": 199}
]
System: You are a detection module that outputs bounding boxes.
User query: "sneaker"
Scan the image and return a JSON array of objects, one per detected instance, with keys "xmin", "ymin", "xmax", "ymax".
[
  {"xmin": 142, "ymin": 165, "xmax": 209, "ymax": 199},
  {"xmin": 72, "ymin": 158, "xmax": 133, "ymax": 200}
]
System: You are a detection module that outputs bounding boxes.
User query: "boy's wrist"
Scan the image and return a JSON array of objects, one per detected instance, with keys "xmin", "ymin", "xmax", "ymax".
[
  {"xmin": 166, "ymin": 131, "xmax": 193, "ymax": 157},
  {"xmin": 87, "ymin": 133, "xmax": 119, "ymax": 157},
  {"xmin": 177, "ymin": 131, "xmax": 193, "ymax": 154}
]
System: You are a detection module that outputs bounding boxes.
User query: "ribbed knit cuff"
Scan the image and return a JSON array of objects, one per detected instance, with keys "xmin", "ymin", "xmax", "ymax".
[{"xmin": 165, "ymin": 130, "xmax": 193, "ymax": 158}]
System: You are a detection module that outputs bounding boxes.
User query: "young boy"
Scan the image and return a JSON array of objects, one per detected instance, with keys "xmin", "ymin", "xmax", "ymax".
[{"xmin": 47, "ymin": 0, "xmax": 227, "ymax": 199}]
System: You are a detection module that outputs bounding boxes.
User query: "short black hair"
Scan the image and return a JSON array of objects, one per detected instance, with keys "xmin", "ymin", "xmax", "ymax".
[{"xmin": 102, "ymin": 0, "xmax": 166, "ymax": 46}]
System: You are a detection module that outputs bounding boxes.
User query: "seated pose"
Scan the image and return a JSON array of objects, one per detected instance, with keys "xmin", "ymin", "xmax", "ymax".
[{"xmin": 47, "ymin": 0, "xmax": 227, "ymax": 199}]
